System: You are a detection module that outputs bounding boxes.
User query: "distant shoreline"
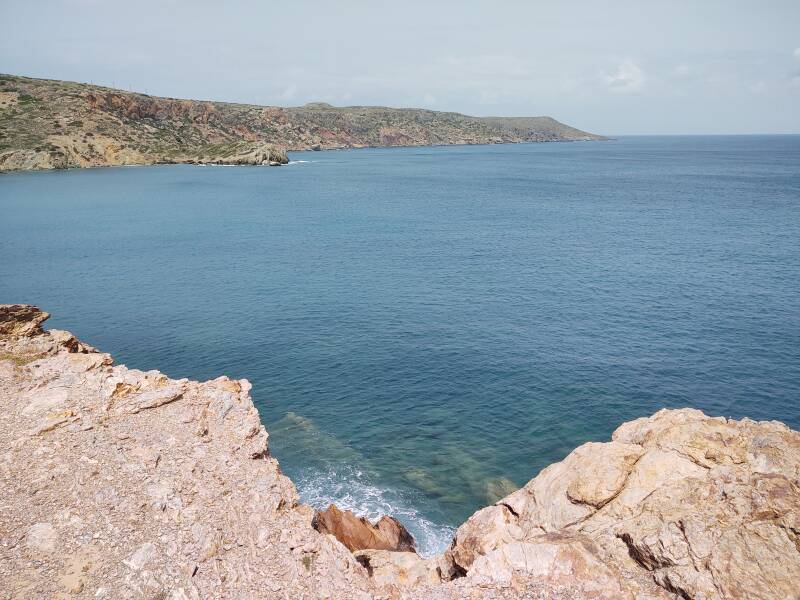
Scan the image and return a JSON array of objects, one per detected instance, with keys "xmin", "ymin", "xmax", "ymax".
[{"xmin": 0, "ymin": 72, "xmax": 606, "ymax": 173}]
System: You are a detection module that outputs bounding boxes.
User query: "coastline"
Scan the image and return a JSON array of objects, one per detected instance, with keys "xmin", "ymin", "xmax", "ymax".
[
  {"xmin": 0, "ymin": 72, "xmax": 606, "ymax": 175},
  {"xmin": 0, "ymin": 137, "xmax": 607, "ymax": 175},
  {"xmin": 2, "ymin": 304, "xmax": 799, "ymax": 599}
]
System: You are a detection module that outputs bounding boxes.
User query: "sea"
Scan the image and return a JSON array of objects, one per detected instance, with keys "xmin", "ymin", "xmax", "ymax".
[{"xmin": 2, "ymin": 135, "xmax": 799, "ymax": 556}]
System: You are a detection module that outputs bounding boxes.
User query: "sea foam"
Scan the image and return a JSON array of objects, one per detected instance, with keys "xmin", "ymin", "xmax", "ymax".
[{"xmin": 295, "ymin": 465, "xmax": 455, "ymax": 558}]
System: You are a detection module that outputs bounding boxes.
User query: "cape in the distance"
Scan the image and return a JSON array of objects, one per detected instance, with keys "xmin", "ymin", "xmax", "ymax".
[{"xmin": 0, "ymin": 73, "xmax": 605, "ymax": 172}]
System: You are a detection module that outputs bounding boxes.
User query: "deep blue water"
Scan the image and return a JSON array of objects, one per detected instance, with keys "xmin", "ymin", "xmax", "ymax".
[{"xmin": 2, "ymin": 136, "xmax": 799, "ymax": 555}]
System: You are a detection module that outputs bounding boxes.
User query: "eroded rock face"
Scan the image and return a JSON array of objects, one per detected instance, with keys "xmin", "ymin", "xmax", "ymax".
[
  {"xmin": 447, "ymin": 407, "xmax": 800, "ymax": 599},
  {"xmin": 0, "ymin": 305, "xmax": 373, "ymax": 599},
  {"xmin": 467, "ymin": 533, "xmax": 646, "ymax": 600},
  {"xmin": 0, "ymin": 304, "xmax": 50, "ymax": 336},
  {"xmin": 191, "ymin": 141, "xmax": 289, "ymax": 166},
  {"xmin": 313, "ymin": 504, "xmax": 417, "ymax": 552}
]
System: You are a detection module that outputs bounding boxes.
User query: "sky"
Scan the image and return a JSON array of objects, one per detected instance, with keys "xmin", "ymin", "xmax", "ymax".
[{"xmin": 1, "ymin": 0, "xmax": 799, "ymax": 135}]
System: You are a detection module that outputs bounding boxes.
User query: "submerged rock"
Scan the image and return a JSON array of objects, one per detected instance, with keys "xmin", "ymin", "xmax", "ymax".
[{"xmin": 313, "ymin": 504, "xmax": 417, "ymax": 552}]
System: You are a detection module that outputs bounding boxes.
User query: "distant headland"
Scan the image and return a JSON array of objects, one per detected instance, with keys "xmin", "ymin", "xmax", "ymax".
[{"xmin": 0, "ymin": 73, "xmax": 606, "ymax": 172}]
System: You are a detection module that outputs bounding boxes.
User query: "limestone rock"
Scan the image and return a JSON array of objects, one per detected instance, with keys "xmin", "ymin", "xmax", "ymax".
[
  {"xmin": 26, "ymin": 522, "xmax": 57, "ymax": 553},
  {"xmin": 467, "ymin": 533, "xmax": 642, "ymax": 599},
  {"xmin": 124, "ymin": 542, "xmax": 157, "ymax": 571},
  {"xmin": 313, "ymin": 504, "xmax": 417, "ymax": 552},
  {"xmin": 448, "ymin": 408, "xmax": 800, "ymax": 599},
  {"xmin": 354, "ymin": 550, "xmax": 441, "ymax": 588},
  {"xmin": 0, "ymin": 306, "xmax": 373, "ymax": 600}
]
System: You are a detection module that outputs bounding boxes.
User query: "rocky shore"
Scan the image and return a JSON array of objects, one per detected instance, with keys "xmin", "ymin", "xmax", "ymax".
[
  {"xmin": 1, "ymin": 304, "xmax": 798, "ymax": 599},
  {"xmin": 0, "ymin": 74, "xmax": 604, "ymax": 173}
]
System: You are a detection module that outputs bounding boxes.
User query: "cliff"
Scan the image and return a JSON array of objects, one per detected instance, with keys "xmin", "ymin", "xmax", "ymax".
[
  {"xmin": 0, "ymin": 74, "xmax": 605, "ymax": 172},
  {"xmin": 1, "ymin": 305, "xmax": 797, "ymax": 599}
]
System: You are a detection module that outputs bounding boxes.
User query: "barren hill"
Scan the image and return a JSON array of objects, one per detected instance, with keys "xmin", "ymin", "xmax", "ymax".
[{"xmin": 0, "ymin": 74, "xmax": 605, "ymax": 172}]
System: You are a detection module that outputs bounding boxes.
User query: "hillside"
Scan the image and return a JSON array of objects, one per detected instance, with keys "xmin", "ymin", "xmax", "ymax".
[{"xmin": 0, "ymin": 74, "xmax": 605, "ymax": 172}]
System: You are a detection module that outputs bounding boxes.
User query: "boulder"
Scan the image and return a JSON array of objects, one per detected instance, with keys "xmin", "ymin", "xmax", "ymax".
[{"xmin": 313, "ymin": 504, "xmax": 416, "ymax": 553}]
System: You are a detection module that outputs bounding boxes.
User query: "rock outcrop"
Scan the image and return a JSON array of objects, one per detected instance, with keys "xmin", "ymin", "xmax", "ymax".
[
  {"xmin": 192, "ymin": 141, "xmax": 288, "ymax": 166},
  {"xmin": 0, "ymin": 304, "xmax": 50, "ymax": 336},
  {"xmin": 444, "ymin": 408, "xmax": 800, "ymax": 599},
  {"xmin": 1, "ymin": 304, "xmax": 798, "ymax": 600},
  {"xmin": 0, "ymin": 305, "xmax": 371, "ymax": 599},
  {"xmin": 313, "ymin": 504, "xmax": 417, "ymax": 553}
]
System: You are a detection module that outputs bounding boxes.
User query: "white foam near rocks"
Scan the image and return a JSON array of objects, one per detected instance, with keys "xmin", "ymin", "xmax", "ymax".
[{"xmin": 295, "ymin": 466, "xmax": 455, "ymax": 558}]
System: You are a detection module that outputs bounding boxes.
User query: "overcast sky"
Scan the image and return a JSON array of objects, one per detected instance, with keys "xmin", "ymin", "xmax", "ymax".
[{"xmin": 2, "ymin": 0, "xmax": 799, "ymax": 135}]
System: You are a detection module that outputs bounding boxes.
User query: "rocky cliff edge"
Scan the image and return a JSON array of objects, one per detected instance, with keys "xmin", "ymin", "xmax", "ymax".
[{"xmin": 1, "ymin": 304, "xmax": 798, "ymax": 599}]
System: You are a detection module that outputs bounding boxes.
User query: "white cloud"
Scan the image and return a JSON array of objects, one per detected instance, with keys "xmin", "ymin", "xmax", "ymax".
[
  {"xmin": 600, "ymin": 60, "xmax": 645, "ymax": 92},
  {"xmin": 422, "ymin": 92, "xmax": 436, "ymax": 105},
  {"xmin": 794, "ymin": 48, "xmax": 800, "ymax": 62}
]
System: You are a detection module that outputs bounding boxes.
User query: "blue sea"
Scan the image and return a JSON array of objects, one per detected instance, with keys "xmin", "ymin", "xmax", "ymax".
[{"xmin": 2, "ymin": 136, "xmax": 799, "ymax": 555}]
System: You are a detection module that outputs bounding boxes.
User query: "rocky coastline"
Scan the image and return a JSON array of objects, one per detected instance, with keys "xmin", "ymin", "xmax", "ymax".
[
  {"xmin": 1, "ymin": 304, "xmax": 798, "ymax": 599},
  {"xmin": 0, "ymin": 74, "xmax": 605, "ymax": 173}
]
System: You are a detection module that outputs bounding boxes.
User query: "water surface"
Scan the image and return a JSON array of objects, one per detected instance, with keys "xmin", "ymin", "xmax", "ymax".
[{"xmin": 2, "ymin": 136, "xmax": 799, "ymax": 554}]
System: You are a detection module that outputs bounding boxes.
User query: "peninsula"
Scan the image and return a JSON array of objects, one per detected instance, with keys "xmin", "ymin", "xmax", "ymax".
[
  {"xmin": 1, "ymin": 304, "xmax": 798, "ymax": 599},
  {"xmin": 0, "ymin": 74, "xmax": 605, "ymax": 172}
]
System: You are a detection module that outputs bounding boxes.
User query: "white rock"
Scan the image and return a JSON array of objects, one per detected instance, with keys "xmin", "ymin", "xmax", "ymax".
[
  {"xmin": 26, "ymin": 522, "xmax": 57, "ymax": 552},
  {"xmin": 22, "ymin": 387, "xmax": 69, "ymax": 415},
  {"xmin": 124, "ymin": 542, "xmax": 156, "ymax": 570}
]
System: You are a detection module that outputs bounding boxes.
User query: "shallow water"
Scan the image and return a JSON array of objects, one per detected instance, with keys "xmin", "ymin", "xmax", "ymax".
[{"xmin": 2, "ymin": 136, "xmax": 799, "ymax": 555}]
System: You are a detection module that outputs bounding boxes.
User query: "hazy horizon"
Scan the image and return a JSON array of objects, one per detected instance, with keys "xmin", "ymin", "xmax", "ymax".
[{"xmin": 2, "ymin": 0, "xmax": 799, "ymax": 136}]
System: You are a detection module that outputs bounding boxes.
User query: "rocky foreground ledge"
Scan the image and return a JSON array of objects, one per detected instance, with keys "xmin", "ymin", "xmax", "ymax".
[{"xmin": 1, "ymin": 305, "xmax": 798, "ymax": 599}]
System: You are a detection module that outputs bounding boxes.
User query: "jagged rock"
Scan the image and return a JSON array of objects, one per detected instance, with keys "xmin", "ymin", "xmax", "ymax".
[
  {"xmin": 0, "ymin": 305, "xmax": 373, "ymax": 599},
  {"xmin": 0, "ymin": 304, "xmax": 49, "ymax": 336},
  {"xmin": 49, "ymin": 329, "xmax": 97, "ymax": 353},
  {"xmin": 447, "ymin": 408, "xmax": 800, "ymax": 599},
  {"xmin": 467, "ymin": 533, "xmax": 651, "ymax": 599},
  {"xmin": 196, "ymin": 141, "xmax": 288, "ymax": 166},
  {"xmin": 313, "ymin": 504, "xmax": 417, "ymax": 552},
  {"xmin": 354, "ymin": 550, "xmax": 441, "ymax": 588}
]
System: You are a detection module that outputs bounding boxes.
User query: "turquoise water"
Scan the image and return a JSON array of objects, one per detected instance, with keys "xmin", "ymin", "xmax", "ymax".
[{"xmin": 2, "ymin": 136, "xmax": 799, "ymax": 555}]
